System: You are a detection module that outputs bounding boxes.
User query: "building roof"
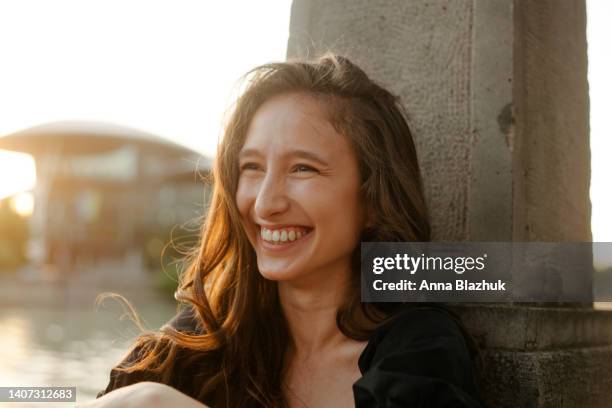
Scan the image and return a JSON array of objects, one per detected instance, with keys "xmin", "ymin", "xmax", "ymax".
[{"xmin": 0, "ymin": 121, "xmax": 202, "ymax": 156}]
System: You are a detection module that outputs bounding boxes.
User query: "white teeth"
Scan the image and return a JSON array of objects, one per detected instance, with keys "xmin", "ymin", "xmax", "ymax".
[
  {"xmin": 260, "ymin": 227, "xmax": 310, "ymax": 244},
  {"xmin": 261, "ymin": 228, "xmax": 269, "ymax": 240}
]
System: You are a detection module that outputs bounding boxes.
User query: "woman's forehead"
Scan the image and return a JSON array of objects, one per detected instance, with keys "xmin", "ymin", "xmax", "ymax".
[{"xmin": 241, "ymin": 93, "xmax": 350, "ymax": 156}]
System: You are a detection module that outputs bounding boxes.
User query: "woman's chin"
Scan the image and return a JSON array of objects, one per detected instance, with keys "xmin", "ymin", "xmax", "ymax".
[{"xmin": 258, "ymin": 269, "xmax": 298, "ymax": 282}]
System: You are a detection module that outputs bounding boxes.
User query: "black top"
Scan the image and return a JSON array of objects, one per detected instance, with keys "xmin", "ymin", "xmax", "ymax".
[{"xmin": 97, "ymin": 306, "xmax": 482, "ymax": 407}]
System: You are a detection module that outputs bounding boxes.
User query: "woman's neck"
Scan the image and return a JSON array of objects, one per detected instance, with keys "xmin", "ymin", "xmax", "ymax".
[{"xmin": 278, "ymin": 267, "xmax": 352, "ymax": 358}]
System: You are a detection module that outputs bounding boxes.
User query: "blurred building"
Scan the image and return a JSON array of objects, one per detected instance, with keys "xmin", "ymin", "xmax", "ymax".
[{"xmin": 0, "ymin": 121, "xmax": 211, "ymax": 282}]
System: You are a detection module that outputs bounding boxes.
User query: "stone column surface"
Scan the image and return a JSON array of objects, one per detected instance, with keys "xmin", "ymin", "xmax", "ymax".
[{"xmin": 287, "ymin": 0, "xmax": 612, "ymax": 407}]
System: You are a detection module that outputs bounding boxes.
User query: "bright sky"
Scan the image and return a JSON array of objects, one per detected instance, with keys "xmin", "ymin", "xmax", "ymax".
[
  {"xmin": 0, "ymin": 0, "xmax": 292, "ymax": 198},
  {"xmin": 587, "ymin": 0, "xmax": 612, "ymax": 245},
  {"xmin": 0, "ymin": 0, "xmax": 610, "ymax": 247}
]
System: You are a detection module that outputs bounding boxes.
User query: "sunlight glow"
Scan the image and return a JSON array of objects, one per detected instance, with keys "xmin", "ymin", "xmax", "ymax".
[
  {"xmin": 0, "ymin": 0, "xmax": 292, "ymax": 158},
  {"xmin": 0, "ymin": 0, "xmax": 291, "ymax": 208},
  {"xmin": 0, "ymin": 150, "xmax": 36, "ymax": 200},
  {"xmin": 10, "ymin": 191, "xmax": 35, "ymax": 217}
]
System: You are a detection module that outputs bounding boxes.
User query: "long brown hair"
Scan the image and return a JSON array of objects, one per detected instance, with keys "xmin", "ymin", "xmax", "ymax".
[{"xmin": 111, "ymin": 53, "xmax": 431, "ymax": 407}]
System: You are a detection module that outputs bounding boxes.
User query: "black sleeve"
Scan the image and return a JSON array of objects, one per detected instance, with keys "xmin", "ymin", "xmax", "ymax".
[
  {"xmin": 353, "ymin": 308, "xmax": 483, "ymax": 408},
  {"xmin": 96, "ymin": 306, "xmax": 198, "ymax": 399},
  {"xmin": 96, "ymin": 342, "xmax": 161, "ymax": 398}
]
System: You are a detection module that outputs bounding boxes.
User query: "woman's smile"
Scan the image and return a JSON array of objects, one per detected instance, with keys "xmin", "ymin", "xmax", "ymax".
[
  {"xmin": 258, "ymin": 225, "xmax": 315, "ymax": 252},
  {"xmin": 259, "ymin": 224, "xmax": 313, "ymax": 244}
]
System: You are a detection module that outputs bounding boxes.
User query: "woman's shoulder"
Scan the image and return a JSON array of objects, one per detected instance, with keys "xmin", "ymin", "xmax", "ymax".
[{"xmin": 354, "ymin": 305, "xmax": 483, "ymax": 407}]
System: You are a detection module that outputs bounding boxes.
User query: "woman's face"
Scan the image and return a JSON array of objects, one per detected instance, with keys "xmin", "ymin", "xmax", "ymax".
[{"xmin": 236, "ymin": 92, "xmax": 365, "ymax": 285}]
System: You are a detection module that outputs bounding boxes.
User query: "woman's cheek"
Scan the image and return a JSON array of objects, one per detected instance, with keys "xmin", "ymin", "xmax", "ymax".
[
  {"xmin": 290, "ymin": 177, "xmax": 328, "ymax": 203},
  {"xmin": 235, "ymin": 179, "xmax": 255, "ymax": 215}
]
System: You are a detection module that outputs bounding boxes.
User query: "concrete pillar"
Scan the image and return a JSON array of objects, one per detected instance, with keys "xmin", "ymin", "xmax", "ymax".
[{"xmin": 288, "ymin": 0, "xmax": 612, "ymax": 406}]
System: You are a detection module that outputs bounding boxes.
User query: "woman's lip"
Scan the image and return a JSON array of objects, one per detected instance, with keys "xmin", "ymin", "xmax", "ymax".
[{"xmin": 257, "ymin": 228, "xmax": 313, "ymax": 252}]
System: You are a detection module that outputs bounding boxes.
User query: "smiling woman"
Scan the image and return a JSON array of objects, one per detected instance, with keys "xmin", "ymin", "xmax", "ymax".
[
  {"xmin": 236, "ymin": 92, "xmax": 365, "ymax": 289},
  {"xmin": 92, "ymin": 54, "xmax": 483, "ymax": 408}
]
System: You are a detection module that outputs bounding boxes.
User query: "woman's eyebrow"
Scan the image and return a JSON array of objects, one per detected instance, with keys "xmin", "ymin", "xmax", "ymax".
[
  {"xmin": 289, "ymin": 149, "xmax": 329, "ymax": 166},
  {"xmin": 239, "ymin": 148, "xmax": 329, "ymax": 166},
  {"xmin": 238, "ymin": 148, "xmax": 263, "ymax": 160}
]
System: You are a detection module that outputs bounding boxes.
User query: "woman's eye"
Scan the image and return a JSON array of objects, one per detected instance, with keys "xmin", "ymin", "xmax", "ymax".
[
  {"xmin": 240, "ymin": 163, "xmax": 261, "ymax": 171},
  {"xmin": 292, "ymin": 164, "xmax": 318, "ymax": 173}
]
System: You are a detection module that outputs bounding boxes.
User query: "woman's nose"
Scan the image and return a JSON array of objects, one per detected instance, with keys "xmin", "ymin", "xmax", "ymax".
[{"xmin": 254, "ymin": 172, "xmax": 290, "ymax": 218}]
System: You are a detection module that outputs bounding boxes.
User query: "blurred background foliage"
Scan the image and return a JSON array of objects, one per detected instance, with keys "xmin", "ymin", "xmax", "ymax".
[
  {"xmin": 0, "ymin": 196, "xmax": 29, "ymax": 270},
  {"xmin": 143, "ymin": 218, "xmax": 202, "ymax": 296}
]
